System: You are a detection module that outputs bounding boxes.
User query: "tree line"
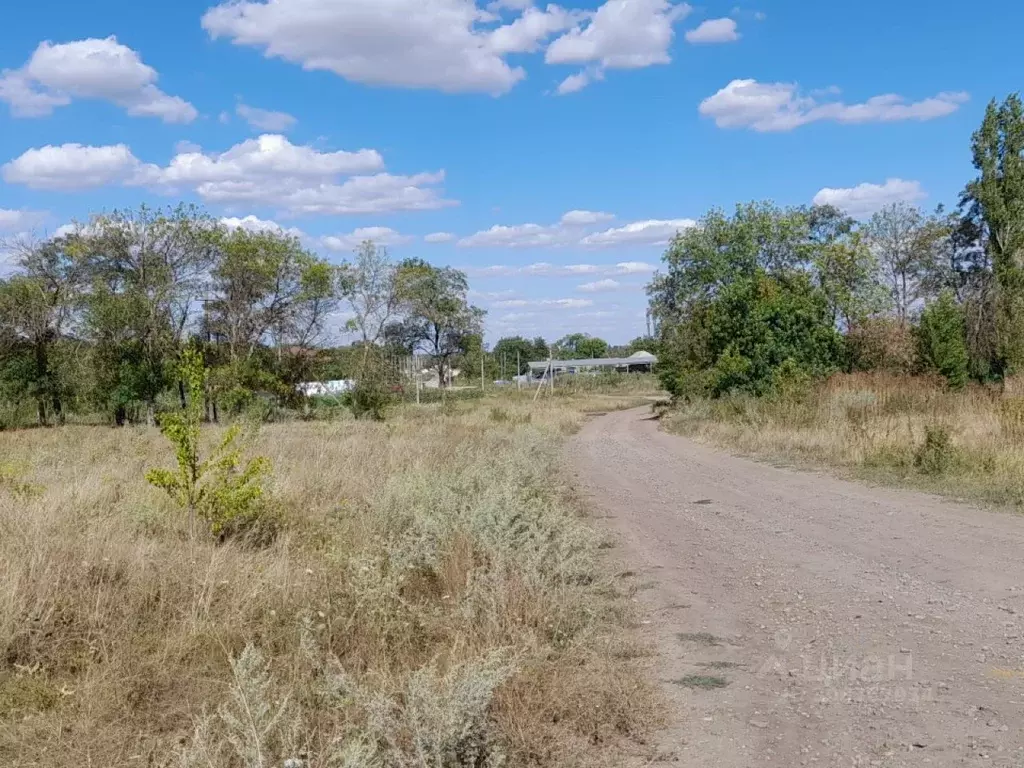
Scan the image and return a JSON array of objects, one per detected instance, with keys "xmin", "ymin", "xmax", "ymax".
[
  {"xmin": 649, "ymin": 94, "xmax": 1024, "ymax": 398},
  {"xmin": 0, "ymin": 211, "xmax": 487, "ymax": 426}
]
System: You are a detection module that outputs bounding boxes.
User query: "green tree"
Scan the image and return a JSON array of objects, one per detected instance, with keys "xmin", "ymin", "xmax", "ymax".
[
  {"xmin": 863, "ymin": 202, "xmax": 945, "ymax": 322},
  {"xmin": 650, "ymin": 203, "xmax": 845, "ymax": 398},
  {"xmin": 812, "ymin": 231, "xmax": 888, "ymax": 329},
  {"xmin": 386, "ymin": 260, "xmax": 485, "ymax": 387},
  {"xmin": 649, "ymin": 202, "xmax": 816, "ymax": 327},
  {"xmin": 531, "ymin": 336, "xmax": 549, "ymax": 363},
  {"xmin": 206, "ymin": 227, "xmax": 339, "ymax": 399},
  {"xmin": 916, "ymin": 291, "xmax": 970, "ymax": 388},
  {"xmin": 962, "ymin": 93, "xmax": 1024, "ymax": 374},
  {"xmin": 82, "ymin": 205, "xmax": 219, "ymax": 423},
  {"xmin": 492, "ymin": 335, "xmax": 537, "ymax": 375},
  {"xmin": 0, "ymin": 236, "xmax": 87, "ymax": 424},
  {"xmin": 553, "ymin": 333, "xmax": 609, "ymax": 360}
]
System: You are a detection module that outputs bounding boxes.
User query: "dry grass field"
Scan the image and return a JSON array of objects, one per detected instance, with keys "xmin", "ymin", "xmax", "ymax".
[
  {"xmin": 0, "ymin": 393, "xmax": 658, "ymax": 767},
  {"xmin": 664, "ymin": 372, "xmax": 1024, "ymax": 509}
]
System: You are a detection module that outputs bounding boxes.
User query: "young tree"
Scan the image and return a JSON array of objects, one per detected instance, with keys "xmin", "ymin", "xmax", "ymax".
[
  {"xmin": 386, "ymin": 260, "xmax": 484, "ymax": 387},
  {"xmin": 916, "ymin": 291, "xmax": 970, "ymax": 388},
  {"xmin": 340, "ymin": 241, "xmax": 405, "ymax": 348},
  {"xmin": 962, "ymin": 93, "xmax": 1024, "ymax": 374}
]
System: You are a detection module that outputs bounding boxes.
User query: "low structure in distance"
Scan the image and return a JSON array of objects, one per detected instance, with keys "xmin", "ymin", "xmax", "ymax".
[{"xmin": 527, "ymin": 351, "xmax": 657, "ymax": 378}]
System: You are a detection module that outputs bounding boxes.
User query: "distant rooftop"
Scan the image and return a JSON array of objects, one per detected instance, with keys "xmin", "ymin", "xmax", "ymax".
[{"xmin": 527, "ymin": 353, "xmax": 657, "ymax": 370}]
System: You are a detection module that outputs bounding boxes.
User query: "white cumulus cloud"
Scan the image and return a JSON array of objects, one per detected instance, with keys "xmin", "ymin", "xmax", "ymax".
[
  {"xmin": 813, "ymin": 178, "xmax": 926, "ymax": 219},
  {"xmin": 220, "ymin": 214, "xmax": 305, "ymax": 238},
  {"xmin": 3, "ymin": 135, "xmax": 454, "ymax": 216},
  {"xmin": 0, "ymin": 37, "xmax": 196, "ymax": 122},
  {"xmin": 202, "ymin": 0, "xmax": 526, "ymax": 95},
  {"xmin": 160, "ymin": 133, "xmax": 383, "ymax": 185},
  {"xmin": 699, "ymin": 79, "xmax": 969, "ymax": 132},
  {"xmin": 547, "ymin": 0, "xmax": 691, "ymax": 69},
  {"xmin": 488, "ymin": 4, "xmax": 580, "ymax": 54},
  {"xmin": 685, "ymin": 17, "xmax": 739, "ymax": 43},
  {"xmin": 1, "ymin": 143, "xmax": 158, "ymax": 190}
]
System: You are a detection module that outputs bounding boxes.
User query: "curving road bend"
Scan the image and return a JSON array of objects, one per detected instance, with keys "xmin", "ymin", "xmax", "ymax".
[{"xmin": 569, "ymin": 407, "xmax": 1024, "ymax": 767}]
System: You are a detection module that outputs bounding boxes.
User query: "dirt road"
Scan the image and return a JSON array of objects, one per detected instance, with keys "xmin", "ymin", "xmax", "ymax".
[{"xmin": 570, "ymin": 407, "xmax": 1024, "ymax": 767}]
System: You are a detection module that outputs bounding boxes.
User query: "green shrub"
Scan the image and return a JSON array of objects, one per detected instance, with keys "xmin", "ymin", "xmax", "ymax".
[
  {"xmin": 916, "ymin": 291, "xmax": 969, "ymax": 389},
  {"xmin": 914, "ymin": 425, "xmax": 956, "ymax": 475},
  {"xmin": 147, "ymin": 349, "xmax": 274, "ymax": 541},
  {"xmin": 343, "ymin": 380, "xmax": 392, "ymax": 421}
]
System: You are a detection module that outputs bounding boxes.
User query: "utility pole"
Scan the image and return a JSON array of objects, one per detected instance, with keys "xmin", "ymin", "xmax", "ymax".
[{"xmin": 516, "ymin": 351, "xmax": 521, "ymax": 391}]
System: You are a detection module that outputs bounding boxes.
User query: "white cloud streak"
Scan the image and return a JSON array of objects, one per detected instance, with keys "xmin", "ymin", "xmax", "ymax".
[
  {"xmin": 236, "ymin": 102, "xmax": 297, "ymax": 131},
  {"xmin": 0, "ymin": 208, "xmax": 48, "ymax": 232},
  {"xmin": 580, "ymin": 218, "xmax": 694, "ymax": 246},
  {"xmin": 685, "ymin": 17, "xmax": 739, "ymax": 43},
  {"xmin": 320, "ymin": 226, "xmax": 413, "ymax": 251},
  {"xmin": 577, "ymin": 278, "xmax": 621, "ymax": 292},
  {"xmin": 466, "ymin": 261, "xmax": 657, "ymax": 277},
  {"xmin": 813, "ymin": 178, "xmax": 926, "ymax": 219},
  {"xmin": 458, "ymin": 210, "xmax": 689, "ymax": 249},
  {"xmin": 700, "ymin": 79, "xmax": 969, "ymax": 132},
  {"xmin": 425, "ymin": 231, "xmax": 456, "ymax": 243}
]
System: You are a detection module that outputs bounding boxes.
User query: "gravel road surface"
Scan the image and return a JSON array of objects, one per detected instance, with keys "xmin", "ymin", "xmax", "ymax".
[{"xmin": 569, "ymin": 407, "xmax": 1024, "ymax": 767}]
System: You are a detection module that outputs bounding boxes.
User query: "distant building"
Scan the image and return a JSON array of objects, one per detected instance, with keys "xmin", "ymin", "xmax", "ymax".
[
  {"xmin": 527, "ymin": 351, "xmax": 657, "ymax": 378},
  {"xmin": 297, "ymin": 379, "xmax": 355, "ymax": 397}
]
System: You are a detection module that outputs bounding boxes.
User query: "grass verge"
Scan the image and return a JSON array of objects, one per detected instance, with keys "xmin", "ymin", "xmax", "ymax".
[
  {"xmin": 0, "ymin": 396, "xmax": 658, "ymax": 767},
  {"xmin": 663, "ymin": 372, "xmax": 1024, "ymax": 510}
]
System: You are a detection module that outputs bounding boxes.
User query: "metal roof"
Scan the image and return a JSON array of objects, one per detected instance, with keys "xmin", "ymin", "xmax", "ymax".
[{"xmin": 527, "ymin": 354, "xmax": 657, "ymax": 370}]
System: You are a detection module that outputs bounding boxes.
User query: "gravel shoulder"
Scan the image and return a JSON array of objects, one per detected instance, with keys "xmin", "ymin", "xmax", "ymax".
[{"xmin": 568, "ymin": 407, "xmax": 1024, "ymax": 767}]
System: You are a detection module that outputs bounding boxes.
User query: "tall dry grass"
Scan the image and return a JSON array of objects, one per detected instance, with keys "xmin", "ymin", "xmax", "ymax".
[
  {"xmin": 0, "ymin": 397, "xmax": 657, "ymax": 767},
  {"xmin": 665, "ymin": 372, "xmax": 1024, "ymax": 507}
]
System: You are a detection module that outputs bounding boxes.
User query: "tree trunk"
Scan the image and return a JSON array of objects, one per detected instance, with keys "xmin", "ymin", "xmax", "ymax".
[
  {"xmin": 114, "ymin": 405, "xmax": 126, "ymax": 427},
  {"xmin": 32, "ymin": 340, "xmax": 51, "ymax": 426},
  {"xmin": 51, "ymin": 394, "xmax": 64, "ymax": 426}
]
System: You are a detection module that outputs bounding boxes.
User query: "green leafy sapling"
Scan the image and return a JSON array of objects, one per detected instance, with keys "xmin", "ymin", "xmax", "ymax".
[{"xmin": 147, "ymin": 348, "xmax": 272, "ymax": 539}]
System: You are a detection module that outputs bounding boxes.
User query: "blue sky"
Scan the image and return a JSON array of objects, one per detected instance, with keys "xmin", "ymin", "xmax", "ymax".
[{"xmin": 1, "ymin": 0, "xmax": 1020, "ymax": 343}]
